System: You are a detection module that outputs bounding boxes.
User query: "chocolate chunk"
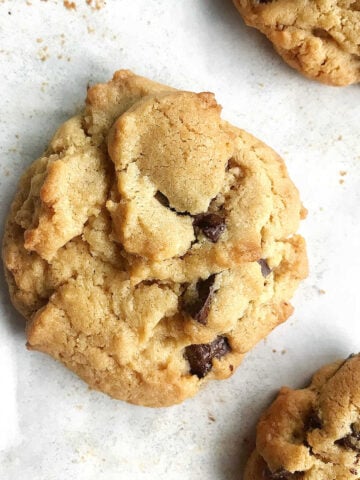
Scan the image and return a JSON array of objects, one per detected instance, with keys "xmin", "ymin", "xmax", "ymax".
[
  {"xmin": 154, "ymin": 191, "xmax": 170, "ymax": 208},
  {"xmin": 258, "ymin": 0, "xmax": 273, "ymax": 3},
  {"xmin": 336, "ymin": 424, "xmax": 360, "ymax": 452},
  {"xmin": 312, "ymin": 28, "xmax": 332, "ymax": 39},
  {"xmin": 184, "ymin": 274, "xmax": 216, "ymax": 325},
  {"xmin": 350, "ymin": 468, "xmax": 358, "ymax": 475},
  {"xmin": 258, "ymin": 259, "xmax": 272, "ymax": 277},
  {"xmin": 263, "ymin": 467, "xmax": 304, "ymax": 480},
  {"xmin": 305, "ymin": 410, "xmax": 322, "ymax": 431},
  {"xmin": 193, "ymin": 213, "xmax": 226, "ymax": 243},
  {"xmin": 185, "ymin": 336, "xmax": 231, "ymax": 378}
]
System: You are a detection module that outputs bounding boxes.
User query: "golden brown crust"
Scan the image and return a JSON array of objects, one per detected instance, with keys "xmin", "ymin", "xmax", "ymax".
[
  {"xmin": 3, "ymin": 70, "xmax": 307, "ymax": 407},
  {"xmin": 233, "ymin": 0, "xmax": 360, "ymax": 86},
  {"xmin": 245, "ymin": 355, "xmax": 360, "ymax": 479}
]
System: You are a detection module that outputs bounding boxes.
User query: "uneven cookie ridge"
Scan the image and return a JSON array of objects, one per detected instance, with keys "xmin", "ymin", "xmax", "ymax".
[
  {"xmin": 3, "ymin": 70, "xmax": 307, "ymax": 406},
  {"xmin": 245, "ymin": 354, "xmax": 360, "ymax": 479},
  {"xmin": 233, "ymin": 0, "xmax": 360, "ymax": 86}
]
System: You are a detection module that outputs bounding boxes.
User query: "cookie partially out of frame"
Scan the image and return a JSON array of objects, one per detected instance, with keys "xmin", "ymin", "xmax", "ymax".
[
  {"xmin": 3, "ymin": 70, "xmax": 307, "ymax": 407},
  {"xmin": 233, "ymin": 0, "xmax": 360, "ymax": 86},
  {"xmin": 245, "ymin": 354, "xmax": 360, "ymax": 480}
]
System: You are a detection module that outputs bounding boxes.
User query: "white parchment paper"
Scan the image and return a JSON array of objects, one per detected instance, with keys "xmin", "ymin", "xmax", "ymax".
[{"xmin": 0, "ymin": 1, "xmax": 359, "ymax": 479}]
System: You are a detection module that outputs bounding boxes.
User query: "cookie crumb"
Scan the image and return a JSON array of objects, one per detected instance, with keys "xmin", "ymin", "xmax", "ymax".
[
  {"xmin": 318, "ymin": 289, "xmax": 326, "ymax": 295},
  {"xmin": 337, "ymin": 135, "xmax": 343, "ymax": 141},
  {"xmin": 86, "ymin": 0, "xmax": 105, "ymax": 10},
  {"xmin": 37, "ymin": 46, "xmax": 50, "ymax": 62},
  {"xmin": 339, "ymin": 170, "xmax": 347, "ymax": 176},
  {"xmin": 36, "ymin": 38, "xmax": 43, "ymax": 43},
  {"xmin": 64, "ymin": 0, "xmax": 76, "ymax": 9},
  {"xmin": 281, "ymin": 349, "xmax": 286, "ymax": 355},
  {"xmin": 339, "ymin": 179, "xmax": 344, "ymax": 185},
  {"xmin": 208, "ymin": 413, "xmax": 216, "ymax": 422}
]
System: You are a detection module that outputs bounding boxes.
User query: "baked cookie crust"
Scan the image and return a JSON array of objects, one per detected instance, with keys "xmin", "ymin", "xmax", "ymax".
[
  {"xmin": 233, "ymin": 0, "xmax": 360, "ymax": 86},
  {"xmin": 3, "ymin": 70, "xmax": 307, "ymax": 406},
  {"xmin": 245, "ymin": 354, "xmax": 360, "ymax": 479}
]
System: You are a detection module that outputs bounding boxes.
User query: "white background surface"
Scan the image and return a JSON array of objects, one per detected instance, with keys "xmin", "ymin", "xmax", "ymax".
[{"xmin": 0, "ymin": 1, "xmax": 359, "ymax": 479}]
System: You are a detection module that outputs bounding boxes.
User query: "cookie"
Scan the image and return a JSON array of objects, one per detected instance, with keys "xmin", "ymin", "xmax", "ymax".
[
  {"xmin": 233, "ymin": 0, "xmax": 360, "ymax": 86},
  {"xmin": 3, "ymin": 70, "xmax": 307, "ymax": 407},
  {"xmin": 244, "ymin": 354, "xmax": 360, "ymax": 479}
]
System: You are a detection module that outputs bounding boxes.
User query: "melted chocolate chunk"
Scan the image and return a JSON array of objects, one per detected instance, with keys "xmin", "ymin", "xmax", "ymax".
[
  {"xmin": 258, "ymin": 0, "xmax": 273, "ymax": 3},
  {"xmin": 185, "ymin": 336, "xmax": 231, "ymax": 378},
  {"xmin": 263, "ymin": 467, "xmax": 304, "ymax": 480},
  {"xmin": 336, "ymin": 424, "xmax": 360, "ymax": 452},
  {"xmin": 305, "ymin": 410, "xmax": 322, "ymax": 431},
  {"xmin": 350, "ymin": 468, "xmax": 358, "ymax": 475},
  {"xmin": 184, "ymin": 275, "xmax": 216, "ymax": 325},
  {"xmin": 258, "ymin": 259, "xmax": 272, "ymax": 277},
  {"xmin": 193, "ymin": 213, "xmax": 226, "ymax": 243}
]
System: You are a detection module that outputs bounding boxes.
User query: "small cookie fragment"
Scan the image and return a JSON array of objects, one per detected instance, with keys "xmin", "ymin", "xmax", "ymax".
[
  {"xmin": 244, "ymin": 354, "xmax": 360, "ymax": 479},
  {"xmin": 233, "ymin": 0, "xmax": 360, "ymax": 86}
]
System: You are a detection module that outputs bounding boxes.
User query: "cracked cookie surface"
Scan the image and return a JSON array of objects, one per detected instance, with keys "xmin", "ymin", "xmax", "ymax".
[
  {"xmin": 3, "ymin": 70, "xmax": 307, "ymax": 407},
  {"xmin": 245, "ymin": 354, "xmax": 360, "ymax": 479},
  {"xmin": 233, "ymin": 0, "xmax": 360, "ymax": 86}
]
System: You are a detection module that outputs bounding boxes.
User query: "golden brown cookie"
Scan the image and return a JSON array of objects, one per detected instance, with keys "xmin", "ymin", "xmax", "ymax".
[
  {"xmin": 233, "ymin": 0, "xmax": 360, "ymax": 86},
  {"xmin": 3, "ymin": 70, "xmax": 307, "ymax": 407},
  {"xmin": 245, "ymin": 354, "xmax": 360, "ymax": 479}
]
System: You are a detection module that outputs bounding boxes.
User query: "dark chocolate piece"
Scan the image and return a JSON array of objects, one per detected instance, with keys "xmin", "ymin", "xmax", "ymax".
[
  {"xmin": 336, "ymin": 424, "xmax": 360, "ymax": 452},
  {"xmin": 184, "ymin": 274, "xmax": 216, "ymax": 325},
  {"xmin": 154, "ymin": 191, "xmax": 170, "ymax": 208},
  {"xmin": 305, "ymin": 410, "xmax": 322, "ymax": 431},
  {"xmin": 263, "ymin": 467, "xmax": 304, "ymax": 479},
  {"xmin": 312, "ymin": 28, "xmax": 332, "ymax": 39},
  {"xmin": 258, "ymin": 259, "xmax": 272, "ymax": 277},
  {"xmin": 193, "ymin": 213, "xmax": 225, "ymax": 243},
  {"xmin": 185, "ymin": 336, "xmax": 231, "ymax": 378}
]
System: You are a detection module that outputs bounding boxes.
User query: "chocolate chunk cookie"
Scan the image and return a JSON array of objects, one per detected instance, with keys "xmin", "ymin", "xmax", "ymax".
[
  {"xmin": 2, "ymin": 70, "xmax": 307, "ymax": 406},
  {"xmin": 245, "ymin": 354, "xmax": 360, "ymax": 479},
  {"xmin": 233, "ymin": 0, "xmax": 360, "ymax": 86}
]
